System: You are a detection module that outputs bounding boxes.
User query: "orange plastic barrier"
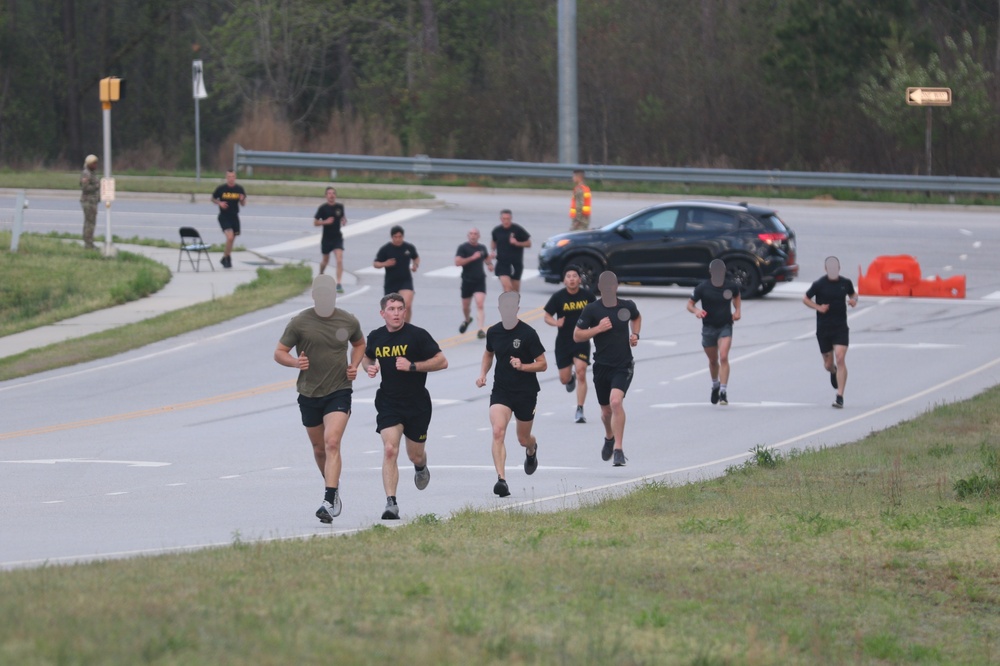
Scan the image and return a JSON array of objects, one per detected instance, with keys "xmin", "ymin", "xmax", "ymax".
[
  {"xmin": 911, "ymin": 275, "xmax": 966, "ymax": 299},
  {"xmin": 857, "ymin": 255, "xmax": 964, "ymax": 299}
]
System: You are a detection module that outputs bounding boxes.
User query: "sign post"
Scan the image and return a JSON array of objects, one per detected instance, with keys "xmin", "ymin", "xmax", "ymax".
[
  {"xmin": 906, "ymin": 87, "xmax": 952, "ymax": 176},
  {"xmin": 193, "ymin": 60, "xmax": 208, "ymax": 183},
  {"xmin": 99, "ymin": 76, "xmax": 124, "ymax": 257}
]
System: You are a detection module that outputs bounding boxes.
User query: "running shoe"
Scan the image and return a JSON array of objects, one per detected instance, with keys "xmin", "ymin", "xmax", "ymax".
[
  {"xmin": 524, "ymin": 444, "xmax": 538, "ymax": 475},
  {"xmin": 493, "ymin": 477, "xmax": 511, "ymax": 497},
  {"xmin": 601, "ymin": 437, "xmax": 615, "ymax": 461},
  {"xmin": 830, "ymin": 370, "xmax": 838, "ymax": 389},
  {"xmin": 566, "ymin": 373, "xmax": 576, "ymax": 393},
  {"xmin": 711, "ymin": 385, "xmax": 720, "ymax": 404},
  {"xmin": 336, "ymin": 283, "xmax": 345, "ymax": 294},
  {"xmin": 315, "ymin": 493, "xmax": 342, "ymax": 523},
  {"xmin": 477, "ymin": 330, "xmax": 487, "ymax": 339},
  {"xmin": 575, "ymin": 406, "xmax": 586, "ymax": 424},
  {"xmin": 719, "ymin": 390, "xmax": 728, "ymax": 406},
  {"xmin": 221, "ymin": 255, "xmax": 232, "ymax": 269},
  {"xmin": 833, "ymin": 395, "xmax": 844, "ymax": 409},
  {"xmin": 613, "ymin": 449, "xmax": 627, "ymax": 467},
  {"xmin": 459, "ymin": 317, "xmax": 473, "ymax": 334},
  {"xmin": 414, "ymin": 465, "xmax": 430, "ymax": 490},
  {"xmin": 381, "ymin": 498, "xmax": 400, "ymax": 520}
]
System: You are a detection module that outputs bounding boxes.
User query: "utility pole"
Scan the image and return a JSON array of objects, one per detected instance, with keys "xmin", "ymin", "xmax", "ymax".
[{"xmin": 557, "ymin": 0, "xmax": 578, "ymax": 164}]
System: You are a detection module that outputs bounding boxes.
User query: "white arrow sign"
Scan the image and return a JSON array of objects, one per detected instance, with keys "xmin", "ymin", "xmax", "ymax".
[{"xmin": 906, "ymin": 87, "xmax": 952, "ymax": 106}]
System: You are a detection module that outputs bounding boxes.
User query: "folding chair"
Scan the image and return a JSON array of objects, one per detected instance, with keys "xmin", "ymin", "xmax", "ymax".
[{"xmin": 178, "ymin": 227, "xmax": 215, "ymax": 272}]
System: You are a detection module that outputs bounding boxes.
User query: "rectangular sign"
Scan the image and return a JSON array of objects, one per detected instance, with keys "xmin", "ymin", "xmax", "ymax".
[
  {"xmin": 100, "ymin": 178, "xmax": 115, "ymax": 203},
  {"xmin": 193, "ymin": 60, "xmax": 208, "ymax": 99},
  {"xmin": 906, "ymin": 87, "xmax": 952, "ymax": 106}
]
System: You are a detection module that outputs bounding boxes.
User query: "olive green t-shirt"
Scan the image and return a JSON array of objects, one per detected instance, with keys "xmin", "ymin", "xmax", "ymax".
[{"xmin": 279, "ymin": 308, "xmax": 364, "ymax": 397}]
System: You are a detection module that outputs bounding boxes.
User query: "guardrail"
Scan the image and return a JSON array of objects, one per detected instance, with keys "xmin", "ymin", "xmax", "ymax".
[{"xmin": 233, "ymin": 144, "xmax": 1000, "ymax": 196}]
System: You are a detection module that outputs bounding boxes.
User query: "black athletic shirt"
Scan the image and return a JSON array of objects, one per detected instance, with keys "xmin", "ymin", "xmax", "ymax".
[
  {"xmin": 375, "ymin": 241, "xmax": 419, "ymax": 291},
  {"xmin": 212, "ymin": 184, "xmax": 246, "ymax": 223},
  {"xmin": 576, "ymin": 298, "xmax": 640, "ymax": 368},
  {"xmin": 806, "ymin": 276, "xmax": 856, "ymax": 331},
  {"xmin": 690, "ymin": 279, "xmax": 740, "ymax": 328},
  {"xmin": 365, "ymin": 323, "xmax": 442, "ymax": 401},
  {"xmin": 456, "ymin": 242, "xmax": 489, "ymax": 281},
  {"xmin": 544, "ymin": 287, "xmax": 596, "ymax": 347},
  {"xmin": 485, "ymin": 320, "xmax": 545, "ymax": 394},
  {"xmin": 314, "ymin": 202, "xmax": 346, "ymax": 244},
  {"xmin": 491, "ymin": 223, "xmax": 530, "ymax": 265}
]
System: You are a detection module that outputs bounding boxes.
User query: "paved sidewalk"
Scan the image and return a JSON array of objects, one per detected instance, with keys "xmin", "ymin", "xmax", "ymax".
[{"xmin": 0, "ymin": 244, "xmax": 287, "ymax": 359}]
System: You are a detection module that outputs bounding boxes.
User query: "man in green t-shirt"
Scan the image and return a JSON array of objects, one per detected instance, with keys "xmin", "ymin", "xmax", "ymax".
[{"xmin": 275, "ymin": 274, "xmax": 365, "ymax": 523}]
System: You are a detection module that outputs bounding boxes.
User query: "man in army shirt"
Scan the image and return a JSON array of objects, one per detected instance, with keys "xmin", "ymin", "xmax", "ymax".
[{"xmin": 79, "ymin": 155, "xmax": 100, "ymax": 249}]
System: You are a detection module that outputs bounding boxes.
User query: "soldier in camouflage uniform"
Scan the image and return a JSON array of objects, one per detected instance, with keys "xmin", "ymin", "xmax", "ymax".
[{"xmin": 80, "ymin": 154, "xmax": 100, "ymax": 249}]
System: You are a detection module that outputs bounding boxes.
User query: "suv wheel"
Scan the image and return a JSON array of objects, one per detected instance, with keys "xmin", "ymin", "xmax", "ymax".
[
  {"xmin": 727, "ymin": 259, "xmax": 761, "ymax": 299},
  {"xmin": 568, "ymin": 256, "xmax": 604, "ymax": 292}
]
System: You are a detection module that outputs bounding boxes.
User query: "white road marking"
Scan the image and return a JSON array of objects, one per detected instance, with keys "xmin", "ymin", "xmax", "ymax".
[
  {"xmin": 985, "ymin": 291, "xmax": 1000, "ymax": 300},
  {"xmin": 0, "ymin": 458, "xmax": 170, "ymax": 467},
  {"xmin": 651, "ymin": 401, "xmax": 813, "ymax": 409},
  {"xmin": 852, "ymin": 343, "xmax": 959, "ymax": 350},
  {"xmin": 250, "ymin": 209, "xmax": 432, "ymax": 254}
]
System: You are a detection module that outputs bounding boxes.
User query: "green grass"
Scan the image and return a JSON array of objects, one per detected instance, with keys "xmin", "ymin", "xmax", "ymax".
[
  {"xmin": 0, "ymin": 233, "xmax": 312, "ymax": 378},
  {"xmin": 1, "ymin": 388, "xmax": 999, "ymax": 664},
  {"xmin": 0, "ymin": 232, "xmax": 172, "ymax": 337}
]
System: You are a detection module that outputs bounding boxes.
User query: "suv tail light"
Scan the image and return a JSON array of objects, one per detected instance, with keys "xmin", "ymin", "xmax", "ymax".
[{"xmin": 758, "ymin": 232, "xmax": 787, "ymax": 245}]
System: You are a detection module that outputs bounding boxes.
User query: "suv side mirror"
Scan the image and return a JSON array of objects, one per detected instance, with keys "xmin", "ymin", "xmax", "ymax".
[{"xmin": 616, "ymin": 225, "xmax": 634, "ymax": 240}]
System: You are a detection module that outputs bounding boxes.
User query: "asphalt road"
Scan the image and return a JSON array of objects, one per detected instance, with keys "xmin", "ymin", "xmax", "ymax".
[{"xmin": 3, "ymin": 190, "xmax": 1000, "ymax": 569}]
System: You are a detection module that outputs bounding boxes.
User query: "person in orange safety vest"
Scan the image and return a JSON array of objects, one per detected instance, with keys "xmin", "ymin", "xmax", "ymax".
[{"xmin": 570, "ymin": 169, "xmax": 591, "ymax": 231}]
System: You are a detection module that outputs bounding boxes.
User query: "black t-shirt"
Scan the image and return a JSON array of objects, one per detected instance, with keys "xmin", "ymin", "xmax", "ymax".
[
  {"xmin": 486, "ymin": 320, "xmax": 545, "ymax": 394},
  {"xmin": 690, "ymin": 279, "xmax": 740, "ymax": 328},
  {"xmin": 315, "ymin": 203, "xmax": 346, "ymax": 243},
  {"xmin": 365, "ymin": 323, "xmax": 442, "ymax": 401},
  {"xmin": 544, "ymin": 287, "xmax": 596, "ymax": 348},
  {"xmin": 375, "ymin": 241, "xmax": 419, "ymax": 291},
  {"xmin": 806, "ymin": 276, "xmax": 856, "ymax": 331},
  {"xmin": 212, "ymin": 184, "xmax": 246, "ymax": 222},
  {"xmin": 491, "ymin": 223, "xmax": 530, "ymax": 264},
  {"xmin": 576, "ymin": 298, "xmax": 640, "ymax": 368},
  {"xmin": 456, "ymin": 242, "xmax": 489, "ymax": 281}
]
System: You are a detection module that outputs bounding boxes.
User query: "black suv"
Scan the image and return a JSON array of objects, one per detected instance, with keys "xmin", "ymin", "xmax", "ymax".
[{"xmin": 538, "ymin": 201, "xmax": 798, "ymax": 298}]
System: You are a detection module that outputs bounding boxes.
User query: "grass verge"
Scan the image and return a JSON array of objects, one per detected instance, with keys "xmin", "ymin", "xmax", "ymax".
[
  {"xmin": 0, "ymin": 232, "xmax": 172, "ymax": 337},
  {"xmin": 0, "ymin": 263, "xmax": 312, "ymax": 381},
  {"xmin": 1, "ymin": 387, "xmax": 998, "ymax": 664}
]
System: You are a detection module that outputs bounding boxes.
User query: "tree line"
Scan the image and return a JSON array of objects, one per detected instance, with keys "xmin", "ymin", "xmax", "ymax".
[{"xmin": 2, "ymin": 0, "xmax": 999, "ymax": 176}]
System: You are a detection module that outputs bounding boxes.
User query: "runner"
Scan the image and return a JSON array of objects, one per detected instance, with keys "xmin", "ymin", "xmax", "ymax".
[
  {"xmin": 455, "ymin": 227, "xmax": 493, "ymax": 339},
  {"xmin": 574, "ymin": 271, "xmax": 641, "ymax": 466},
  {"xmin": 490, "ymin": 209, "xmax": 531, "ymax": 293},
  {"xmin": 273, "ymin": 274, "xmax": 365, "ymax": 523},
  {"xmin": 803, "ymin": 256, "xmax": 858, "ymax": 408},
  {"xmin": 543, "ymin": 265, "xmax": 595, "ymax": 422},
  {"xmin": 210, "ymin": 170, "xmax": 247, "ymax": 268},
  {"xmin": 476, "ymin": 291, "xmax": 547, "ymax": 497},
  {"xmin": 687, "ymin": 259, "xmax": 742, "ymax": 406},
  {"xmin": 313, "ymin": 186, "xmax": 347, "ymax": 292},
  {"xmin": 373, "ymin": 225, "xmax": 419, "ymax": 322},
  {"xmin": 362, "ymin": 293, "xmax": 448, "ymax": 519}
]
